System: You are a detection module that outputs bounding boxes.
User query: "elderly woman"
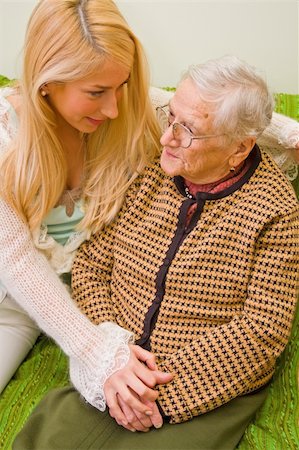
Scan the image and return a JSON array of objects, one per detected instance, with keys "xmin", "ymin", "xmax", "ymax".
[{"xmin": 13, "ymin": 56, "xmax": 299, "ymax": 450}]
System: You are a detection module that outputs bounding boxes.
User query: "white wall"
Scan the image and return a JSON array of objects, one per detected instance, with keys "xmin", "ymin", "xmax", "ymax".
[
  {"xmin": 116, "ymin": 0, "xmax": 299, "ymax": 94},
  {"xmin": 0, "ymin": 0, "xmax": 298, "ymax": 93},
  {"xmin": 0, "ymin": 1, "xmax": 35, "ymax": 79}
]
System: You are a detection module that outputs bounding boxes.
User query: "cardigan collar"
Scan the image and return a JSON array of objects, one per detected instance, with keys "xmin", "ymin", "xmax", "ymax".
[{"xmin": 174, "ymin": 144, "xmax": 262, "ymax": 201}]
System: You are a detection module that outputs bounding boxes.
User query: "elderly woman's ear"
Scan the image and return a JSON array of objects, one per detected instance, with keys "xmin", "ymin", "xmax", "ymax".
[{"xmin": 229, "ymin": 137, "xmax": 256, "ymax": 168}]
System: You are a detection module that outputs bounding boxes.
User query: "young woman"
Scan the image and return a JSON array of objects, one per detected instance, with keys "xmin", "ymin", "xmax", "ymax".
[{"xmin": 0, "ymin": 0, "xmax": 172, "ymax": 426}]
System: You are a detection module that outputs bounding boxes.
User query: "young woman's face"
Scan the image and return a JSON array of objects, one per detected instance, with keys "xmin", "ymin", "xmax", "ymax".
[{"xmin": 44, "ymin": 58, "xmax": 130, "ymax": 134}]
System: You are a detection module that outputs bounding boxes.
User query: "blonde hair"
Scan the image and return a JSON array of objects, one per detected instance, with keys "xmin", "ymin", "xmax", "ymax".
[
  {"xmin": 0, "ymin": 0, "xmax": 161, "ymax": 233},
  {"xmin": 182, "ymin": 55, "xmax": 274, "ymax": 141}
]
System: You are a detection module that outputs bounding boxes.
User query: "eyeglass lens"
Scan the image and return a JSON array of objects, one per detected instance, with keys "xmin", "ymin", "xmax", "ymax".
[{"xmin": 157, "ymin": 107, "xmax": 191, "ymax": 148}]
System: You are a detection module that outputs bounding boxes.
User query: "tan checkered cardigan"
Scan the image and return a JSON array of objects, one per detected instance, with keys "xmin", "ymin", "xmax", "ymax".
[{"xmin": 72, "ymin": 146, "xmax": 299, "ymax": 424}]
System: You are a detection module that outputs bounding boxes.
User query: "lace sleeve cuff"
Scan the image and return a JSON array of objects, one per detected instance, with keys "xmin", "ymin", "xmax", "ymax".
[{"xmin": 69, "ymin": 322, "xmax": 134, "ymax": 410}]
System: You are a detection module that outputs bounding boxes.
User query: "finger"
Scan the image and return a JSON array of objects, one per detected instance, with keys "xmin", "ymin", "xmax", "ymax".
[
  {"xmin": 133, "ymin": 409, "xmax": 155, "ymax": 430},
  {"xmin": 143, "ymin": 400, "xmax": 163, "ymax": 429},
  {"xmin": 133, "ymin": 363, "xmax": 173, "ymax": 389},
  {"xmin": 110, "ymin": 381, "xmax": 157, "ymax": 415},
  {"xmin": 109, "ymin": 399, "xmax": 137, "ymax": 432},
  {"xmin": 128, "ymin": 353, "xmax": 173, "ymax": 389},
  {"xmin": 152, "ymin": 370, "xmax": 173, "ymax": 385},
  {"xmin": 130, "ymin": 345, "xmax": 157, "ymax": 370},
  {"xmin": 114, "ymin": 415, "xmax": 137, "ymax": 433},
  {"xmin": 107, "ymin": 394, "xmax": 142, "ymax": 432},
  {"xmin": 119, "ymin": 374, "xmax": 159, "ymax": 404},
  {"xmin": 106, "ymin": 362, "xmax": 159, "ymax": 401},
  {"xmin": 106, "ymin": 391, "xmax": 129, "ymax": 425},
  {"xmin": 118, "ymin": 395, "xmax": 151, "ymax": 432},
  {"xmin": 105, "ymin": 369, "xmax": 158, "ymax": 413},
  {"xmin": 122, "ymin": 425, "xmax": 137, "ymax": 432}
]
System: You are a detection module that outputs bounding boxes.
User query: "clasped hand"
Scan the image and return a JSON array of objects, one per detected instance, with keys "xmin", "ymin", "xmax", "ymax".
[{"xmin": 104, "ymin": 344, "xmax": 173, "ymax": 432}]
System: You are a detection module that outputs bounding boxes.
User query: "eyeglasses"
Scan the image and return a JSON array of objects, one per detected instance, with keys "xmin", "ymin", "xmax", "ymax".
[{"xmin": 156, "ymin": 104, "xmax": 225, "ymax": 149}]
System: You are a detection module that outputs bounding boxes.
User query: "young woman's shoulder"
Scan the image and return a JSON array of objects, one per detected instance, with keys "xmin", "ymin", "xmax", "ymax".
[
  {"xmin": 0, "ymin": 86, "xmax": 20, "ymax": 154},
  {"xmin": 0, "ymin": 85, "xmax": 21, "ymax": 116}
]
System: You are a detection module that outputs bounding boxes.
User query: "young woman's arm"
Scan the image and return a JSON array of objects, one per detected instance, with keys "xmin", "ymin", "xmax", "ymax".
[{"xmin": 0, "ymin": 198, "xmax": 156, "ymax": 412}]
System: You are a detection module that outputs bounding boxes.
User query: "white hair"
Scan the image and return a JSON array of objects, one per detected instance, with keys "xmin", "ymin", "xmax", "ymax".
[{"xmin": 181, "ymin": 55, "xmax": 274, "ymax": 140}]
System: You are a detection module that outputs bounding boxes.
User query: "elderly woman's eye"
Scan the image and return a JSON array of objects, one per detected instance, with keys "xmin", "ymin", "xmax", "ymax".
[
  {"xmin": 168, "ymin": 111, "xmax": 175, "ymax": 123},
  {"xmin": 183, "ymin": 123, "xmax": 194, "ymax": 135}
]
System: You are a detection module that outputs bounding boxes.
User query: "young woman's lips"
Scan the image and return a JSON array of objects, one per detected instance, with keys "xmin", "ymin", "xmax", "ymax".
[{"xmin": 87, "ymin": 117, "xmax": 105, "ymax": 126}]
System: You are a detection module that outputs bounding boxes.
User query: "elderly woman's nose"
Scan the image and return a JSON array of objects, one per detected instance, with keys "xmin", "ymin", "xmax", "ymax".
[{"xmin": 160, "ymin": 125, "xmax": 174, "ymax": 146}]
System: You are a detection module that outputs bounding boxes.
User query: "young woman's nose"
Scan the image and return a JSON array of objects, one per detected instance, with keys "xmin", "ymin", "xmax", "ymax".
[{"xmin": 101, "ymin": 92, "xmax": 119, "ymax": 119}]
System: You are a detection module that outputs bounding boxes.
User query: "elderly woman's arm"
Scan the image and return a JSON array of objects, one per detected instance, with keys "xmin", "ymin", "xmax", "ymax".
[
  {"xmin": 72, "ymin": 225, "xmax": 116, "ymax": 323},
  {"xmin": 156, "ymin": 207, "xmax": 299, "ymax": 424},
  {"xmin": 72, "ymin": 209, "xmax": 173, "ymax": 431}
]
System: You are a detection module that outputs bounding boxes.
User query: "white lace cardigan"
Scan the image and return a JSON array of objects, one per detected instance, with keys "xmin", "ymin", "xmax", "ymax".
[{"xmin": 0, "ymin": 86, "xmax": 298, "ymax": 411}]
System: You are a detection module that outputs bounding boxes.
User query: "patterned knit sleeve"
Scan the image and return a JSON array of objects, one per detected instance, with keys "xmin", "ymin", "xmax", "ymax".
[
  {"xmin": 72, "ymin": 224, "xmax": 117, "ymax": 324},
  {"xmin": 72, "ymin": 173, "xmax": 142, "ymax": 324},
  {"xmin": 0, "ymin": 198, "xmax": 133, "ymax": 411},
  {"xmin": 156, "ymin": 208, "xmax": 299, "ymax": 424}
]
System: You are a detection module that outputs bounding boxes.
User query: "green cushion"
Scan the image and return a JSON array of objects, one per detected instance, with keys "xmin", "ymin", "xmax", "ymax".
[
  {"xmin": 0, "ymin": 75, "xmax": 12, "ymax": 87},
  {"xmin": 274, "ymin": 94, "xmax": 299, "ymax": 122}
]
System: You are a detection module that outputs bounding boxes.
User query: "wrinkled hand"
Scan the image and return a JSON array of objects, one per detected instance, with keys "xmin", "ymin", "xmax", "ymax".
[{"xmin": 104, "ymin": 345, "xmax": 172, "ymax": 431}]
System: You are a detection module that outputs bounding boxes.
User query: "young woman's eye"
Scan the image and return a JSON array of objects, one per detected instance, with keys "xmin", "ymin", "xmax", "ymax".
[
  {"xmin": 117, "ymin": 81, "xmax": 128, "ymax": 92},
  {"xmin": 88, "ymin": 91, "xmax": 104, "ymax": 97}
]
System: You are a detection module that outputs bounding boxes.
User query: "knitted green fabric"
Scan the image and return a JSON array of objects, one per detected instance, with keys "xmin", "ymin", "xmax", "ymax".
[
  {"xmin": 237, "ymin": 304, "xmax": 299, "ymax": 449},
  {"xmin": 274, "ymin": 94, "xmax": 299, "ymax": 122},
  {"xmin": 0, "ymin": 336, "xmax": 69, "ymax": 450}
]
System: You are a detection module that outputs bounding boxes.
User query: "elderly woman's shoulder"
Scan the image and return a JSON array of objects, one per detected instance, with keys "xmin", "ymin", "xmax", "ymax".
[
  {"xmin": 257, "ymin": 150, "xmax": 299, "ymax": 211},
  {"xmin": 126, "ymin": 155, "xmax": 164, "ymax": 196}
]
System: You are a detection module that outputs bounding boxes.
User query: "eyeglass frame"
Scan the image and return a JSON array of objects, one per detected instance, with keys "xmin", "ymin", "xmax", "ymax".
[{"xmin": 156, "ymin": 104, "xmax": 226, "ymax": 149}]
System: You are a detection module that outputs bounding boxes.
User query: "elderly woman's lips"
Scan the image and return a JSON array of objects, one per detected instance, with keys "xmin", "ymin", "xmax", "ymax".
[{"xmin": 165, "ymin": 149, "xmax": 178, "ymax": 159}]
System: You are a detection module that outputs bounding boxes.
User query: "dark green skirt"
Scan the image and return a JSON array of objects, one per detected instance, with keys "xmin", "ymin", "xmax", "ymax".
[{"xmin": 13, "ymin": 384, "xmax": 268, "ymax": 450}]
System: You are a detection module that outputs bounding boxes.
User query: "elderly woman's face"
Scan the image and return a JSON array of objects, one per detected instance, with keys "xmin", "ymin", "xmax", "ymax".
[{"xmin": 160, "ymin": 78, "xmax": 240, "ymax": 184}]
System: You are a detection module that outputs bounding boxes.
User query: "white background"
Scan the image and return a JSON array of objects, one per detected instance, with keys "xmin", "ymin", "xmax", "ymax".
[{"xmin": 0, "ymin": 0, "xmax": 298, "ymax": 93}]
